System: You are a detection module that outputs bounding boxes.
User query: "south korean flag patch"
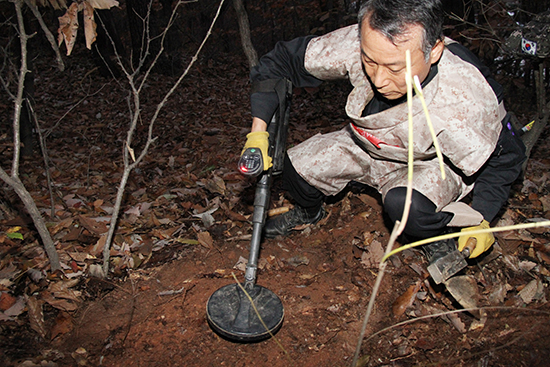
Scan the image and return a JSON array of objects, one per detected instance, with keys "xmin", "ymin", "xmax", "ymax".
[{"xmin": 521, "ymin": 38, "xmax": 537, "ymax": 56}]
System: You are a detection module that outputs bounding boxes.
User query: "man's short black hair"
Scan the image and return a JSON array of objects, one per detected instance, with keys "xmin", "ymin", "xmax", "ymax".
[{"xmin": 358, "ymin": 0, "xmax": 444, "ymax": 60}]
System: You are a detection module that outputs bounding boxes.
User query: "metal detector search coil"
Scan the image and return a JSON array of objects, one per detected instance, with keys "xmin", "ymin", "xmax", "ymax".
[{"xmin": 206, "ymin": 283, "xmax": 284, "ymax": 342}]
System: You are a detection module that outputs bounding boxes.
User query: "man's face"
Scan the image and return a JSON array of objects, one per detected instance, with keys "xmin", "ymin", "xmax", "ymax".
[{"xmin": 360, "ymin": 20, "xmax": 442, "ymax": 100}]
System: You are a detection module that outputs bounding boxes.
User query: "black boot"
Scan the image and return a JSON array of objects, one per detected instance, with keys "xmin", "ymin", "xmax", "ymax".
[
  {"xmin": 264, "ymin": 205, "xmax": 326, "ymax": 238},
  {"xmin": 421, "ymin": 238, "xmax": 457, "ymax": 265}
]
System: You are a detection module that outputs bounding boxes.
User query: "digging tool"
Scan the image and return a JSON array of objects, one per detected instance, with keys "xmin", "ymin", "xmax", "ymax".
[
  {"xmin": 427, "ymin": 237, "xmax": 476, "ymax": 285},
  {"xmin": 427, "ymin": 237, "xmax": 480, "ymax": 312},
  {"xmin": 206, "ymin": 79, "xmax": 291, "ymax": 342}
]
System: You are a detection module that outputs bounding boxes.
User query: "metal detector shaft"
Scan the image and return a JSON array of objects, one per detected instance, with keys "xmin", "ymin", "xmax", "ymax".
[
  {"xmin": 243, "ymin": 79, "xmax": 292, "ymax": 289},
  {"xmin": 244, "ymin": 172, "xmax": 272, "ymax": 286}
]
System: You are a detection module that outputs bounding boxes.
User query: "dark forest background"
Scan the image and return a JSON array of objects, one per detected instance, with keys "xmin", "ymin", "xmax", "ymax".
[{"xmin": 2, "ymin": 0, "xmax": 549, "ymax": 76}]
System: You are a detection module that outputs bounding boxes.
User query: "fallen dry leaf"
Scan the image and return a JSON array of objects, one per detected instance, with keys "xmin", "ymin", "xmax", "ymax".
[
  {"xmin": 51, "ymin": 311, "xmax": 74, "ymax": 340},
  {"xmin": 48, "ymin": 279, "xmax": 80, "ymax": 294},
  {"xmin": 392, "ymin": 280, "xmax": 422, "ymax": 316},
  {"xmin": 469, "ymin": 310, "xmax": 488, "ymax": 332},
  {"xmin": 0, "ymin": 292, "xmax": 16, "ymax": 311},
  {"xmin": 225, "ymin": 209, "xmax": 249, "ymax": 222},
  {"xmin": 340, "ymin": 195, "xmax": 351, "ymax": 215},
  {"xmin": 446, "ymin": 275, "xmax": 479, "ymax": 312},
  {"xmin": 234, "ymin": 256, "xmax": 247, "ymax": 272},
  {"xmin": 71, "ymin": 347, "xmax": 89, "ymax": 366},
  {"xmin": 3, "ymin": 296, "xmax": 25, "ymax": 317},
  {"xmin": 52, "ymin": 288, "xmax": 82, "ymax": 302},
  {"xmin": 540, "ymin": 194, "xmax": 550, "ymax": 212},
  {"xmin": 213, "ymin": 269, "xmax": 232, "ymax": 278},
  {"xmin": 197, "ymin": 231, "xmax": 213, "ymax": 249},
  {"xmin": 358, "ymin": 193, "xmax": 383, "ymax": 211},
  {"xmin": 90, "ymin": 234, "xmax": 107, "ymax": 256},
  {"xmin": 78, "ymin": 215, "xmax": 108, "ymax": 235},
  {"xmin": 0, "ymin": 262, "xmax": 20, "ymax": 281},
  {"xmin": 287, "ymin": 255, "xmax": 310, "ymax": 267},
  {"xmin": 537, "ymin": 250, "xmax": 550, "ymax": 264},
  {"xmin": 41, "ymin": 292, "xmax": 79, "ymax": 312},
  {"xmin": 360, "ymin": 239, "xmax": 384, "ymax": 268},
  {"xmin": 26, "ymin": 296, "xmax": 47, "ymax": 339},
  {"xmin": 48, "ymin": 217, "xmax": 74, "ymax": 236},
  {"xmin": 68, "ymin": 252, "xmax": 94, "ymax": 263},
  {"xmin": 445, "ymin": 312, "xmax": 467, "ymax": 333},
  {"xmin": 488, "ymin": 282, "xmax": 511, "ymax": 305},
  {"xmin": 203, "ymin": 175, "xmax": 226, "ymax": 196},
  {"xmin": 518, "ymin": 279, "xmax": 544, "ymax": 304}
]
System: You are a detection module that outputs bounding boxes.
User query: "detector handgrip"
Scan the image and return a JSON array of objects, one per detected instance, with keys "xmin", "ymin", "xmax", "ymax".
[{"xmin": 238, "ymin": 147, "xmax": 264, "ymax": 177}]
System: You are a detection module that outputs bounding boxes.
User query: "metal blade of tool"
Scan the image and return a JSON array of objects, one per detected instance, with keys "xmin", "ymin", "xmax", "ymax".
[{"xmin": 427, "ymin": 237, "xmax": 477, "ymax": 284}]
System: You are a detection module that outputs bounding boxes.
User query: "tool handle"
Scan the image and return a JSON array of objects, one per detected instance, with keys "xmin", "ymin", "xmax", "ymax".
[
  {"xmin": 461, "ymin": 237, "xmax": 477, "ymax": 258},
  {"xmin": 244, "ymin": 79, "xmax": 292, "ymax": 287},
  {"xmin": 266, "ymin": 79, "xmax": 292, "ymax": 174}
]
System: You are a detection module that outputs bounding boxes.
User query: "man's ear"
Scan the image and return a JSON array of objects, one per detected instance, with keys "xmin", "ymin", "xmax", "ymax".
[{"xmin": 429, "ymin": 39, "xmax": 445, "ymax": 65}]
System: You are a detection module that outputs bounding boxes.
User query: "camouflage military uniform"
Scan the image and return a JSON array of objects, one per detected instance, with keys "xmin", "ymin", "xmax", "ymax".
[{"xmin": 286, "ymin": 25, "xmax": 505, "ymax": 223}]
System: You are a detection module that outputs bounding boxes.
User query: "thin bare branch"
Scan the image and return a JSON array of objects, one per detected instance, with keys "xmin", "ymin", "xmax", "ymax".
[
  {"xmin": 24, "ymin": 0, "xmax": 65, "ymax": 71},
  {"xmin": 363, "ymin": 306, "xmax": 550, "ymax": 344},
  {"xmin": 138, "ymin": 0, "xmax": 184, "ymax": 94},
  {"xmin": 12, "ymin": 0, "xmax": 27, "ymax": 178},
  {"xmin": 42, "ymin": 83, "xmax": 107, "ymax": 138},
  {"xmin": 0, "ymin": 49, "xmax": 17, "ymax": 101},
  {"xmin": 101, "ymin": 0, "xmax": 227, "ymax": 275},
  {"xmin": 26, "ymin": 101, "xmax": 56, "ymax": 217}
]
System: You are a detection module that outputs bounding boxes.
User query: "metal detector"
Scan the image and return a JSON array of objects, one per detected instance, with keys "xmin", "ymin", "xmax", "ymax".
[{"xmin": 206, "ymin": 79, "xmax": 292, "ymax": 342}]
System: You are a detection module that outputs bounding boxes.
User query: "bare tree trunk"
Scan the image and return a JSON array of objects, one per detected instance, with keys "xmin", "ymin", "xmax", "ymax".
[
  {"xmin": 20, "ymin": 60, "xmax": 34, "ymax": 157},
  {"xmin": 0, "ymin": 0, "xmax": 60, "ymax": 272},
  {"xmin": 0, "ymin": 173, "xmax": 60, "ymax": 271},
  {"xmin": 14, "ymin": 1, "xmax": 35, "ymax": 157},
  {"xmin": 233, "ymin": 0, "xmax": 258, "ymax": 69}
]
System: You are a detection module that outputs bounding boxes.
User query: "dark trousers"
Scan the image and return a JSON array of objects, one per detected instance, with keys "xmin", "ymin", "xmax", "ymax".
[{"xmin": 282, "ymin": 154, "xmax": 453, "ymax": 239}]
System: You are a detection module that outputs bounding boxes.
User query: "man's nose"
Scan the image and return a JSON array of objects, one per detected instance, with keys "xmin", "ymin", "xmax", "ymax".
[{"xmin": 370, "ymin": 65, "xmax": 389, "ymax": 89}]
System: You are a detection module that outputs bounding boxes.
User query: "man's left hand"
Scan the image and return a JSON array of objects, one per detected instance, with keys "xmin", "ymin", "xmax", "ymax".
[{"xmin": 458, "ymin": 219, "xmax": 494, "ymax": 258}]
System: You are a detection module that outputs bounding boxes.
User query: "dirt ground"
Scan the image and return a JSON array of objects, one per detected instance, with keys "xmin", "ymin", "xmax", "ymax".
[{"xmin": 2, "ymin": 45, "xmax": 550, "ymax": 367}]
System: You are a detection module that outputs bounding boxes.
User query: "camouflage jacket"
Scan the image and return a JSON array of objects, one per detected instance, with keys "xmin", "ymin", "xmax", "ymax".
[{"xmin": 303, "ymin": 24, "xmax": 505, "ymax": 177}]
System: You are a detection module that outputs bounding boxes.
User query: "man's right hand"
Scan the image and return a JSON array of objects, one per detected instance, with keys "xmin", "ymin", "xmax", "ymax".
[
  {"xmin": 241, "ymin": 131, "xmax": 272, "ymax": 171},
  {"xmin": 458, "ymin": 219, "xmax": 494, "ymax": 258}
]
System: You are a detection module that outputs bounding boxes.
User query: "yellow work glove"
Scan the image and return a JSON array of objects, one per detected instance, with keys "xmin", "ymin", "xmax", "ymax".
[
  {"xmin": 242, "ymin": 131, "xmax": 272, "ymax": 171},
  {"xmin": 458, "ymin": 219, "xmax": 495, "ymax": 258}
]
